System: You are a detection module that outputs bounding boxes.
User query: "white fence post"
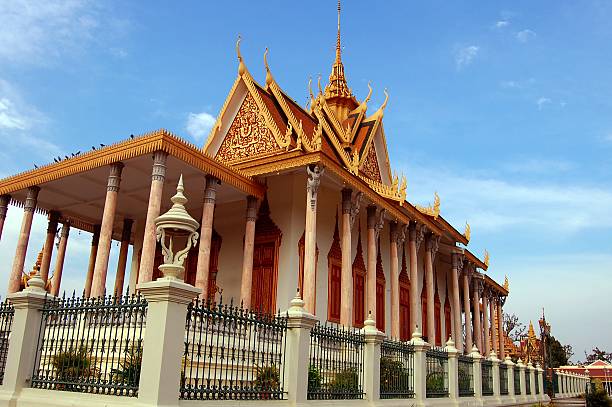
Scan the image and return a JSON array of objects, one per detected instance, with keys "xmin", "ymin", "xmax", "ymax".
[
  {"xmin": 517, "ymin": 358, "xmax": 527, "ymax": 402},
  {"xmin": 284, "ymin": 295, "xmax": 318, "ymax": 404},
  {"xmin": 0, "ymin": 276, "xmax": 47, "ymax": 404},
  {"xmin": 491, "ymin": 350, "xmax": 501, "ymax": 403},
  {"xmin": 410, "ymin": 328, "xmax": 429, "ymax": 405},
  {"xmin": 470, "ymin": 345, "xmax": 483, "ymax": 401},
  {"xmin": 362, "ymin": 318, "xmax": 385, "ymax": 402},
  {"xmin": 137, "ymin": 279, "xmax": 200, "ymax": 407},
  {"xmin": 505, "ymin": 356, "xmax": 516, "ymax": 404},
  {"xmin": 445, "ymin": 338, "xmax": 459, "ymax": 400}
]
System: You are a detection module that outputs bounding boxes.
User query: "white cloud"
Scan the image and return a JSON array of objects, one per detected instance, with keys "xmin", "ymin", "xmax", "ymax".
[
  {"xmin": 455, "ymin": 45, "xmax": 480, "ymax": 70},
  {"xmin": 516, "ymin": 29, "xmax": 536, "ymax": 43},
  {"xmin": 537, "ymin": 97, "xmax": 551, "ymax": 110},
  {"xmin": 495, "ymin": 20, "xmax": 509, "ymax": 28},
  {"xmin": 109, "ymin": 47, "xmax": 128, "ymax": 58},
  {"xmin": 185, "ymin": 112, "xmax": 216, "ymax": 142},
  {"xmin": 0, "ymin": 79, "xmax": 62, "ymax": 162},
  {"xmin": 500, "ymin": 78, "xmax": 535, "ymax": 89},
  {"xmin": 402, "ymin": 164, "xmax": 612, "ymax": 234},
  {"xmin": 0, "ymin": 0, "xmax": 125, "ymax": 65}
]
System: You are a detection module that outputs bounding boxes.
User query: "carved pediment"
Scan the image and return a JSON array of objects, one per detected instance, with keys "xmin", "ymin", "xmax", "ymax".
[
  {"xmin": 215, "ymin": 93, "xmax": 283, "ymax": 163},
  {"xmin": 360, "ymin": 142, "xmax": 382, "ymax": 183}
]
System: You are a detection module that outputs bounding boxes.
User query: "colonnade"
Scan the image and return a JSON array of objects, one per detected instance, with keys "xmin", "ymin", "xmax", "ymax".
[
  {"xmin": 300, "ymin": 164, "xmax": 507, "ymax": 354},
  {"xmin": 1, "ymin": 151, "xmax": 261, "ymax": 304}
]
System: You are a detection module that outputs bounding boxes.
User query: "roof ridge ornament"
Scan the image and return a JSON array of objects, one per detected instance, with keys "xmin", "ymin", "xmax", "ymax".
[
  {"xmin": 264, "ymin": 47, "xmax": 273, "ymax": 86},
  {"xmin": 416, "ymin": 192, "xmax": 440, "ymax": 219},
  {"xmin": 484, "ymin": 249, "xmax": 490, "ymax": 268},
  {"xmin": 236, "ymin": 35, "xmax": 246, "ymax": 76},
  {"xmin": 464, "ymin": 222, "xmax": 471, "ymax": 241}
]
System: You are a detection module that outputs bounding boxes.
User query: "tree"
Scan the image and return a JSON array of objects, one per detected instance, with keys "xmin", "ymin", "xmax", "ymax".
[
  {"xmin": 562, "ymin": 344, "xmax": 574, "ymax": 363},
  {"xmin": 584, "ymin": 347, "xmax": 612, "ymax": 364},
  {"xmin": 548, "ymin": 336, "xmax": 569, "ymax": 368},
  {"xmin": 503, "ymin": 312, "xmax": 526, "ymax": 342}
]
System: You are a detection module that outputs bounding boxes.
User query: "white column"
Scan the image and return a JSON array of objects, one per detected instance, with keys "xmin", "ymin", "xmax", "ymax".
[{"xmin": 303, "ymin": 165, "xmax": 323, "ymax": 314}]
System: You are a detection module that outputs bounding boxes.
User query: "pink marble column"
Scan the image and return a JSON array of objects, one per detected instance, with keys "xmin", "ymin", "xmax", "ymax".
[
  {"xmin": 389, "ymin": 222, "xmax": 401, "ymax": 339},
  {"xmin": 472, "ymin": 277, "xmax": 483, "ymax": 353},
  {"xmin": 113, "ymin": 218, "xmax": 133, "ymax": 297},
  {"xmin": 91, "ymin": 162, "xmax": 124, "ymax": 297},
  {"xmin": 483, "ymin": 288, "xmax": 491, "ymax": 356},
  {"xmin": 425, "ymin": 234, "xmax": 439, "ymax": 344},
  {"xmin": 340, "ymin": 188, "xmax": 353, "ymax": 327},
  {"xmin": 8, "ymin": 186, "xmax": 39, "ymax": 294},
  {"xmin": 498, "ymin": 300, "xmax": 505, "ymax": 358},
  {"xmin": 462, "ymin": 266, "xmax": 473, "ymax": 353},
  {"xmin": 239, "ymin": 196, "xmax": 258, "ymax": 309},
  {"xmin": 195, "ymin": 176, "xmax": 219, "ymax": 299},
  {"xmin": 84, "ymin": 225, "xmax": 100, "ymax": 297},
  {"xmin": 366, "ymin": 205, "xmax": 378, "ymax": 322},
  {"xmin": 51, "ymin": 222, "xmax": 70, "ymax": 296},
  {"xmin": 303, "ymin": 165, "xmax": 323, "ymax": 314},
  {"xmin": 491, "ymin": 297, "xmax": 499, "ymax": 354},
  {"xmin": 408, "ymin": 222, "xmax": 424, "ymax": 335},
  {"xmin": 0, "ymin": 194, "xmax": 11, "ymax": 242},
  {"xmin": 451, "ymin": 252, "xmax": 464, "ymax": 352},
  {"xmin": 39, "ymin": 211, "xmax": 60, "ymax": 283},
  {"xmin": 138, "ymin": 151, "xmax": 168, "ymax": 285}
]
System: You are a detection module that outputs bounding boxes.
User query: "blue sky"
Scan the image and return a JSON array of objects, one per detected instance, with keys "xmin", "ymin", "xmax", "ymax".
[{"xmin": 1, "ymin": 1, "xmax": 611, "ymax": 361}]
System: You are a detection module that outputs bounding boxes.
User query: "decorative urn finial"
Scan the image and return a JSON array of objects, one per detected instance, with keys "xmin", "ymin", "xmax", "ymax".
[{"xmin": 154, "ymin": 175, "xmax": 200, "ymax": 280}]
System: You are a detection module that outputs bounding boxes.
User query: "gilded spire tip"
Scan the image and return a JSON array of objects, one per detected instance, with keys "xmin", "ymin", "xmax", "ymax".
[
  {"xmin": 336, "ymin": 0, "xmax": 342, "ymax": 62},
  {"xmin": 236, "ymin": 35, "xmax": 246, "ymax": 76}
]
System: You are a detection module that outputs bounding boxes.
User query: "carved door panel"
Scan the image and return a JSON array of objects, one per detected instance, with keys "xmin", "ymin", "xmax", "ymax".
[
  {"xmin": 328, "ymin": 263, "xmax": 341, "ymax": 322},
  {"xmin": 251, "ymin": 241, "xmax": 276, "ymax": 314},
  {"xmin": 399, "ymin": 285, "xmax": 411, "ymax": 341},
  {"xmin": 353, "ymin": 273, "xmax": 365, "ymax": 328},
  {"xmin": 376, "ymin": 281, "xmax": 385, "ymax": 332}
]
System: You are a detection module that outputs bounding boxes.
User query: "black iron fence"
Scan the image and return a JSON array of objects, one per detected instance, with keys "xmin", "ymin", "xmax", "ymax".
[
  {"xmin": 379, "ymin": 339, "xmax": 414, "ymax": 399},
  {"xmin": 31, "ymin": 293, "xmax": 147, "ymax": 396},
  {"xmin": 500, "ymin": 363, "xmax": 509, "ymax": 395},
  {"xmin": 526, "ymin": 370, "xmax": 531, "ymax": 394},
  {"xmin": 514, "ymin": 368, "xmax": 521, "ymax": 395},
  {"xmin": 180, "ymin": 298, "xmax": 288, "ymax": 400},
  {"xmin": 458, "ymin": 354, "xmax": 474, "ymax": 397},
  {"xmin": 307, "ymin": 322, "xmax": 364, "ymax": 400},
  {"xmin": 0, "ymin": 299, "xmax": 14, "ymax": 385},
  {"xmin": 481, "ymin": 359, "xmax": 493, "ymax": 396},
  {"xmin": 425, "ymin": 347, "xmax": 448, "ymax": 398}
]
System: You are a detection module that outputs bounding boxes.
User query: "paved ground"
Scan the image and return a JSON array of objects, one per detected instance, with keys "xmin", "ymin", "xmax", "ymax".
[{"xmin": 551, "ymin": 397, "xmax": 586, "ymax": 407}]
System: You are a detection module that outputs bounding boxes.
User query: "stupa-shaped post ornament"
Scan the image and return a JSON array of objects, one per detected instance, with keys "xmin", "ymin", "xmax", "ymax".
[{"xmin": 154, "ymin": 175, "xmax": 200, "ymax": 280}]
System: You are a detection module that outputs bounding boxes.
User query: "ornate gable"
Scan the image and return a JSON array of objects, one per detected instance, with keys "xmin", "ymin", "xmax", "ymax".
[
  {"xmin": 360, "ymin": 142, "xmax": 383, "ymax": 183},
  {"xmin": 216, "ymin": 93, "xmax": 283, "ymax": 163}
]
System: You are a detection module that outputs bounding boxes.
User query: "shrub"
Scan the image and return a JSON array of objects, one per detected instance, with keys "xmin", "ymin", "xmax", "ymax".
[
  {"xmin": 380, "ymin": 357, "xmax": 411, "ymax": 393},
  {"xmin": 330, "ymin": 368, "xmax": 359, "ymax": 394},
  {"xmin": 254, "ymin": 365, "xmax": 281, "ymax": 397},
  {"xmin": 51, "ymin": 345, "xmax": 97, "ymax": 390},
  {"xmin": 111, "ymin": 346, "xmax": 142, "ymax": 387},
  {"xmin": 308, "ymin": 364, "xmax": 322, "ymax": 392},
  {"xmin": 586, "ymin": 380, "xmax": 612, "ymax": 407},
  {"xmin": 426, "ymin": 371, "xmax": 446, "ymax": 394}
]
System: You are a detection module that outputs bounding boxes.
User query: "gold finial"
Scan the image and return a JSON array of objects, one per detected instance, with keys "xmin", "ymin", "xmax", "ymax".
[
  {"xmin": 464, "ymin": 222, "xmax": 471, "ymax": 241},
  {"xmin": 374, "ymin": 88, "xmax": 389, "ymax": 118},
  {"xmin": 503, "ymin": 275, "xmax": 509, "ymax": 291},
  {"xmin": 399, "ymin": 175, "xmax": 407, "ymax": 202},
  {"xmin": 317, "ymin": 74, "xmax": 323, "ymax": 95},
  {"xmin": 336, "ymin": 0, "xmax": 342, "ymax": 63},
  {"xmin": 484, "ymin": 249, "xmax": 490, "ymax": 267},
  {"xmin": 236, "ymin": 35, "xmax": 246, "ymax": 76},
  {"xmin": 264, "ymin": 47, "xmax": 273, "ymax": 86}
]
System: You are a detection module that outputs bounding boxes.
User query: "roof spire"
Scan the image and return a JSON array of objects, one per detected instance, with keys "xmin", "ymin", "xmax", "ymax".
[
  {"xmin": 324, "ymin": 0, "xmax": 357, "ymax": 120},
  {"xmin": 336, "ymin": 0, "xmax": 341, "ymax": 63}
]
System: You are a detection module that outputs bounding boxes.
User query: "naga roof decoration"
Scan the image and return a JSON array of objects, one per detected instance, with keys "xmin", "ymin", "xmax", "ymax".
[
  {"xmin": 416, "ymin": 192, "xmax": 441, "ymax": 219},
  {"xmin": 464, "ymin": 222, "xmax": 471, "ymax": 242}
]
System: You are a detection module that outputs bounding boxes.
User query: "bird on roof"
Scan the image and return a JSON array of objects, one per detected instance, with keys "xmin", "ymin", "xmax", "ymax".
[
  {"xmin": 34, "ymin": 164, "xmax": 38, "ymax": 168},
  {"xmin": 130, "ymin": 134, "xmax": 134, "ymax": 139},
  {"xmin": 92, "ymin": 146, "xmax": 96, "ymax": 150},
  {"xmin": 100, "ymin": 143, "xmax": 105, "ymax": 147}
]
